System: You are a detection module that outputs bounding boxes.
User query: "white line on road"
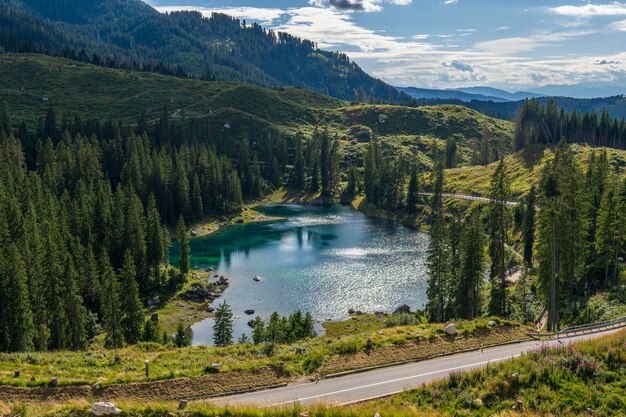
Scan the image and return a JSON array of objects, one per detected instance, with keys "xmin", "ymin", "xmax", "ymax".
[{"xmin": 264, "ymin": 354, "xmax": 521, "ymax": 407}]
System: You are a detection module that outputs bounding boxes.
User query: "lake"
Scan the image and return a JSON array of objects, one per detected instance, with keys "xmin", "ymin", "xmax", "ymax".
[{"xmin": 171, "ymin": 204, "xmax": 430, "ymax": 345}]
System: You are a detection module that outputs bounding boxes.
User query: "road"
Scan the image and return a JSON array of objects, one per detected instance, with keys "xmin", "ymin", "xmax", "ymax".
[
  {"xmin": 208, "ymin": 327, "xmax": 623, "ymax": 408},
  {"xmin": 418, "ymin": 192, "xmax": 519, "ymax": 206}
]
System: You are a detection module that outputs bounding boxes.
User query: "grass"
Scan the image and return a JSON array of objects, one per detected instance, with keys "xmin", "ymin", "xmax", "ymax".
[
  {"xmin": 444, "ymin": 144, "xmax": 626, "ymax": 198},
  {"xmin": 0, "ymin": 54, "xmax": 514, "ymax": 172},
  {"xmin": 6, "ymin": 330, "xmax": 624, "ymax": 417},
  {"xmin": 0, "ymin": 317, "xmax": 527, "ymax": 389}
]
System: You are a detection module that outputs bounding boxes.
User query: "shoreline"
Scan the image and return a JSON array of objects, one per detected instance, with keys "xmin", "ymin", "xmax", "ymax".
[{"xmin": 159, "ymin": 189, "xmax": 427, "ymax": 337}]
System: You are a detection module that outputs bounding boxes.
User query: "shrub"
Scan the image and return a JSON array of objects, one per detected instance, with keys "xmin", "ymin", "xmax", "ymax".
[
  {"xmin": 383, "ymin": 313, "xmax": 422, "ymax": 328},
  {"xmin": 331, "ymin": 339, "xmax": 360, "ymax": 354},
  {"xmin": 203, "ymin": 365, "xmax": 220, "ymax": 374}
]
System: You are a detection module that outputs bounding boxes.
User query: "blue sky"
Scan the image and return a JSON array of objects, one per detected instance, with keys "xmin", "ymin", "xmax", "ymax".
[{"xmin": 147, "ymin": 0, "xmax": 626, "ymax": 95}]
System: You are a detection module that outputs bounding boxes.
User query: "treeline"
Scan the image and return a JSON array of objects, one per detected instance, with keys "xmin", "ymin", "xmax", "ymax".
[
  {"xmin": 514, "ymin": 99, "xmax": 626, "ymax": 151},
  {"xmin": 424, "ymin": 142, "xmax": 626, "ymax": 331},
  {"xmin": 0, "ymin": 98, "xmax": 357, "ymax": 353},
  {"xmin": 0, "ymin": 0, "xmax": 410, "ymax": 103}
]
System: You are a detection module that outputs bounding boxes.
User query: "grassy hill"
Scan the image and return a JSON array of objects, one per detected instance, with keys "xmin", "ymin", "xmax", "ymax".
[
  {"xmin": 444, "ymin": 144, "xmax": 626, "ymax": 198},
  {"xmin": 3, "ymin": 329, "xmax": 624, "ymax": 417},
  {"xmin": 0, "ymin": 54, "xmax": 513, "ymax": 167}
]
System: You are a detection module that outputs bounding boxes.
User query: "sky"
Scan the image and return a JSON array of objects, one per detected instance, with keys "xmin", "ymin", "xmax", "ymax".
[{"xmin": 146, "ymin": 0, "xmax": 626, "ymax": 96}]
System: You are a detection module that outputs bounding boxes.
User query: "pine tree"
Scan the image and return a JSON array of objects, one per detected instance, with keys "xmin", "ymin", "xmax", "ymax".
[
  {"xmin": 119, "ymin": 251, "xmax": 144, "ymax": 345},
  {"xmin": 456, "ymin": 211, "xmax": 484, "ymax": 319},
  {"xmin": 212, "ymin": 300, "xmax": 233, "ymax": 347},
  {"xmin": 595, "ymin": 178, "xmax": 619, "ymax": 288},
  {"xmin": 406, "ymin": 165, "xmax": 420, "ymax": 214},
  {"xmin": 174, "ymin": 322, "xmax": 191, "ymax": 347},
  {"xmin": 522, "ymin": 186, "xmax": 537, "ymax": 267},
  {"xmin": 101, "ymin": 250, "xmax": 123, "ymax": 348},
  {"xmin": 145, "ymin": 194, "xmax": 164, "ymax": 274},
  {"xmin": 176, "ymin": 215, "xmax": 190, "ymax": 274},
  {"xmin": 2, "ymin": 245, "xmax": 35, "ymax": 352},
  {"xmin": 62, "ymin": 256, "xmax": 87, "ymax": 350},
  {"xmin": 426, "ymin": 157, "xmax": 450, "ymax": 322},
  {"xmin": 293, "ymin": 136, "xmax": 306, "ymax": 190},
  {"xmin": 251, "ymin": 316, "xmax": 265, "ymax": 345},
  {"xmin": 488, "ymin": 158, "xmax": 510, "ymax": 317}
]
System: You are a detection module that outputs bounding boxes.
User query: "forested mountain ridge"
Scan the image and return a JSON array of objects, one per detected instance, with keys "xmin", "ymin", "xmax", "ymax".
[
  {"xmin": 0, "ymin": 54, "xmax": 512, "ymax": 148},
  {"xmin": 0, "ymin": 0, "xmax": 407, "ymax": 103}
]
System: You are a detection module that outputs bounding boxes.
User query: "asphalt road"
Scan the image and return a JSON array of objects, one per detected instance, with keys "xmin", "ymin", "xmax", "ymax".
[{"xmin": 208, "ymin": 328, "xmax": 623, "ymax": 408}]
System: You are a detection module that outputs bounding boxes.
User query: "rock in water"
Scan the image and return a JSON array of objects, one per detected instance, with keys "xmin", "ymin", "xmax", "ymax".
[
  {"xmin": 444, "ymin": 323, "xmax": 457, "ymax": 335},
  {"xmin": 253, "ymin": 275, "xmax": 261, "ymax": 282},
  {"xmin": 91, "ymin": 402, "xmax": 122, "ymax": 416},
  {"xmin": 244, "ymin": 309, "xmax": 255, "ymax": 315}
]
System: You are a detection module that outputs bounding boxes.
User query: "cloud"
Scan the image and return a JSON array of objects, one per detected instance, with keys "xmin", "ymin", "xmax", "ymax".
[
  {"xmin": 474, "ymin": 30, "xmax": 595, "ymax": 54},
  {"xmin": 444, "ymin": 0, "xmax": 458, "ymax": 4},
  {"xmin": 329, "ymin": 0, "xmax": 367, "ymax": 11},
  {"xmin": 494, "ymin": 26, "xmax": 509, "ymax": 31},
  {"xmin": 308, "ymin": 0, "xmax": 411, "ymax": 12},
  {"xmin": 443, "ymin": 60, "xmax": 474, "ymax": 72},
  {"xmin": 596, "ymin": 58, "xmax": 623, "ymax": 65},
  {"xmin": 550, "ymin": 2, "xmax": 626, "ymax": 17},
  {"xmin": 154, "ymin": 4, "xmax": 626, "ymax": 91},
  {"xmin": 610, "ymin": 18, "xmax": 626, "ymax": 31},
  {"xmin": 154, "ymin": 6, "xmax": 285, "ymax": 25}
]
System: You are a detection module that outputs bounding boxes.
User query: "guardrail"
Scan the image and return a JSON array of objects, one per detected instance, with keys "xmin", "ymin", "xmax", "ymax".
[{"xmin": 528, "ymin": 316, "xmax": 626, "ymax": 340}]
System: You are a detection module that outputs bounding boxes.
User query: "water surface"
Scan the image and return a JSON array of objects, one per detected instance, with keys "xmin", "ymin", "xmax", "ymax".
[{"xmin": 171, "ymin": 204, "xmax": 430, "ymax": 345}]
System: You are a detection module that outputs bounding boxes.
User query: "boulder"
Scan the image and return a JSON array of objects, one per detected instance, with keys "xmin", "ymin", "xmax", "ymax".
[
  {"xmin": 247, "ymin": 320, "xmax": 256, "ymax": 328},
  {"xmin": 244, "ymin": 309, "xmax": 255, "ymax": 315},
  {"xmin": 393, "ymin": 304, "xmax": 411, "ymax": 314},
  {"xmin": 147, "ymin": 298, "xmax": 160, "ymax": 307},
  {"xmin": 206, "ymin": 306, "xmax": 215, "ymax": 313},
  {"xmin": 444, "ymin": 323, "xmax": 457, "ymax": 335},
  {"xmin": 190, "ymin": 230, "xmax": 197, "ymax": 237},
  {"xmin": 91, "ymin": 402, "xmax": 122, "ymax": 416},
  {"xmin": 374, "ymin": 413, "xmax": 382, "ymax": 417},
  {"xmin": 178, "ymin": 400, "xmax": 188, "ymax": 410},
  {"xmin": 253, "ymin": 275, "xmax": 261, "ymax": 282},
  {"xmin": 488, "ymin": 320, "xmax": 497, "ymax": 327},
  {"xmin": 348, "ymin": 308, "xmax": 355, "ymax": 315},
  {"xmin": 236, "ymin": 217, "xmax": 244, "ymax": 224}
]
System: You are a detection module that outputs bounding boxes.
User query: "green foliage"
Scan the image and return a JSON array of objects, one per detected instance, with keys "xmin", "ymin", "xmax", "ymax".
[
  {"xmin": 173, "ymin": 322, "xmax": 191, "ymax": 348},
  {"xmin": 212, "ymin": 301, "xmax": 233, "ymax": 347},
  {"xmin": 383, "ymin": 313, "xmax": 423, "ymax": 328}
]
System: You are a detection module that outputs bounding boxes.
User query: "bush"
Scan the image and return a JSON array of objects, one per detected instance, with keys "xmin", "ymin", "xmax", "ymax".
[
  {"xmin": 331, "ymin": 339, "xmax": 360, "ymax": 354},
  {"xmin": 203, "ymin": 365, "xmax": 220, "ymax": 374},
  {"xmin": 302, "ymin": 352, "xmax": 325, "ymax": 373},
  {"xmin": 384, "ymin": 313, "xmax": 423, "ymax": 328}
]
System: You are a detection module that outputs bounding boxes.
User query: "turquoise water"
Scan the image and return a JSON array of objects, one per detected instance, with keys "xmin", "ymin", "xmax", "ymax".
[{"xmin": 171, "ymin": 204, "xmax": 430, "ymax": 345}]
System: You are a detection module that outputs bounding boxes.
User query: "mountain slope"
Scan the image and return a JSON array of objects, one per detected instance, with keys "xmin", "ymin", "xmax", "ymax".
[
  {"xmin": 0, "ymin": 0, "xmax": 407, "ymax": 103},
  {"xmin": 398, "ymin": 87, "xmax": 510, "ymax": 103},
  {"xmin": 0, "ymin": 54, "xmax": 513, "ymax": 166}
]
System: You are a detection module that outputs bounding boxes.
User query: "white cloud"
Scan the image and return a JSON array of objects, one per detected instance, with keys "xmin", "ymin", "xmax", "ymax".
[
  {"xmin": 307, "ymin": 0, "xmax": 411, "ymax": 13},
  {"xmin": 155, "ymin": 6, "xmax": 285, "ymax": 25},
  {"xmin": 610, "ymin": 18, "xmax": 626, "ymax": 31},
  {"xmin": 551, "ymin": 2, "xmax": 626, "ymax": 17},
  {"xmin": 444, "ymin": 0, "xmax": 458, "ymax": 5},
  {"xmin": 154, "ymin": 4, "xmax": 626, "ymax": 91}
]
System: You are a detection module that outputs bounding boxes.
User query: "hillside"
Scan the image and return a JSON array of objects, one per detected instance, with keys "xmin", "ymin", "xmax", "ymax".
[
  {"xmin": 0, "ymin": 0, "xmax": 407, "ymax": 103},
  {"xmin": 0, "ymin": 54, "xmax": 513, "ymax": 163},
  {"xmin": 443, "ymin": 144, "xmax": 626, "ymax": 198}
]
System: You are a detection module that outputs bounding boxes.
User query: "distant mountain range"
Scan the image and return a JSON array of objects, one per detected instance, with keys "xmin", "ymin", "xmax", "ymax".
[
  {"xmin": 398, "ymin": 86, "xmax": 543, "ymax": 103},
  {"xmin": 0, "ymin": 0, "xmax": 407, "ymax": 103}
]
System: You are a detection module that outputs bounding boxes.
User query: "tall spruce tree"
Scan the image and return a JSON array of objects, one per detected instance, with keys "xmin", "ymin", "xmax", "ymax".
[
  {"xmin": 120, "ymin": 251, "xmax": 144, "ymax": 345},
  {"xmin": 426, "ymin": 156, "xmax": 450, "ymax": 322},
  {"xmin": 213, "ymin": 300, "xmax": 233, "ymax": 347},
  {"xmin": 456, "ymin": 211, "xmax": 484, "ymax": 319},
  {"xmin": 101, "ymin": 250, "xmax": 123, "ymax": 348},
  {"xmin": 176, "ymin": 215, "xmax": 190, "ymax": 274},
  {"xmin": 488, "ymin": 158, "xmax": 510, "ymax": 317},
  {"xmin": 522, "ymin": 186, "xmax": 537, "ymax": 267}
]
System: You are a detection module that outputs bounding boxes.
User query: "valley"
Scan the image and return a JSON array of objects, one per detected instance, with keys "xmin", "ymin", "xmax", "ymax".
[{"xmin": 1, "ymin": 0, "xmax": 626, "ymax": 416}]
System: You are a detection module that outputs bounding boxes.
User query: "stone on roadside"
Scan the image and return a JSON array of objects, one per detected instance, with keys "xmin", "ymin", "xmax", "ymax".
[
  {"xmin": 444, "ymin": 323, "xmax": 457, "ymax": 335},
  {"xmin": 91, "ymin": 402, "xmax": 122, "ymax": 416},
  {"xmin": 488, "ymin": 320, "xmax": 496, "ymax": 327}
]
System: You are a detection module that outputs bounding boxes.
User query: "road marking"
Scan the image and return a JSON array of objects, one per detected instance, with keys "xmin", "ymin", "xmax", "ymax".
[{"xmin": 264, "ymin": 354, "xmax": 521, "ymax": 407}]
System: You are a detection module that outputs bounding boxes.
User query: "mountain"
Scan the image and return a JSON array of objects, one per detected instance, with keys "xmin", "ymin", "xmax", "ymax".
[
  {"xmin": 455, "ymin": 87, "xmax": 543, "ymax": 101},
  {"xmin": 0, "ymin": 0, "xmax": 407, "ymax": 103},
  {"xmin": 534, "ymin": 82, "xmax": 626, "ymax": 99},
  {"xmin": 0, "ymin": 54, "xmax": 513, "ymax": 152},
  {"xmin": 398, "ymin": 87, "xmax": 509, "ymax": 103}
]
